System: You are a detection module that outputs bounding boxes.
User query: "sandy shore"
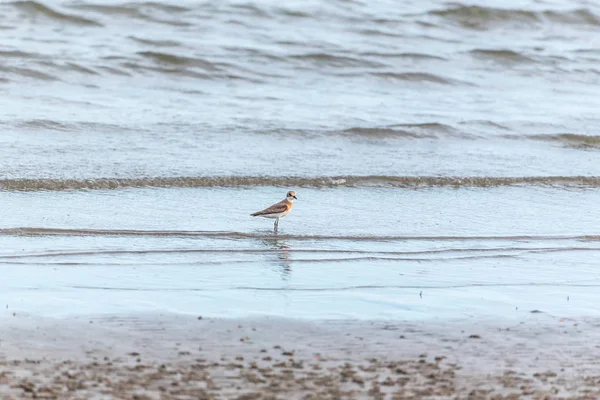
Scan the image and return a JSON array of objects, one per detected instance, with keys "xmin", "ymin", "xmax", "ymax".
[{"xmin": 0, "ymin": 313, "xmax": 599, "ymax": 399}]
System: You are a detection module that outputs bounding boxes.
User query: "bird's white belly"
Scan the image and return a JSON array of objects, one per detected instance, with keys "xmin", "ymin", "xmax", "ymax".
[{"xmin": 259, "ymin": 212, "xmax": 287, "ymax": 219}]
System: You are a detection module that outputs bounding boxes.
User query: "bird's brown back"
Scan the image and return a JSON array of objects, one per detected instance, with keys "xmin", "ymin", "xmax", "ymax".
[{"xmin": 251, "ymin": 199, "xmax": 292, "ymax": 216}]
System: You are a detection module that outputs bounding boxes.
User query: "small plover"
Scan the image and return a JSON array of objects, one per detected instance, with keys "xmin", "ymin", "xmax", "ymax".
[{"xmin": 251, "ymin": 191, "xmax": 297, "ymax": 233}]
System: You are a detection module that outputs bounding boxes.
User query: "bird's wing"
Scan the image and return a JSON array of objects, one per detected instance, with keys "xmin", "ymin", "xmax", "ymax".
[{"xmin": 251, "ymin": 200, "xmax": 289, "ymax": 216}]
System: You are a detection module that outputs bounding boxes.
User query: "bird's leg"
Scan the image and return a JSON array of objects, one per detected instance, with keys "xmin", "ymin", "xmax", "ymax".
[{"xmin": 274, "ymin": 218, "xmax": 279, "ymax": 234}]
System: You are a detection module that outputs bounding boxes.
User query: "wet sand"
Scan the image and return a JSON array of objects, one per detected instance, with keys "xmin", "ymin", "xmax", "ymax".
[{"xmin": 0, "ymin": 313, "xmax": 599, "ymax": 399}]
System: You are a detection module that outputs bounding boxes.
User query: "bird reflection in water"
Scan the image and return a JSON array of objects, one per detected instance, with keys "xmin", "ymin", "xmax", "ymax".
[{"xmin": 261, "ymin": 238, "xmax": 292, "ymax": 279}]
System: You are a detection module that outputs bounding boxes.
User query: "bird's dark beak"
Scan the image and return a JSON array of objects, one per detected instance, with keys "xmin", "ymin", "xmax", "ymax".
[{"xmin": 293, "ymin": 195, "xmax": 298, "ymax": 200}]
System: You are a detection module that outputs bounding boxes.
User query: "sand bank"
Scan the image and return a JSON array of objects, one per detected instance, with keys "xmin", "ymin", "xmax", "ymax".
[{"xmin": 0, "ymin": 313, "xmax": 599, "ymax": 399}]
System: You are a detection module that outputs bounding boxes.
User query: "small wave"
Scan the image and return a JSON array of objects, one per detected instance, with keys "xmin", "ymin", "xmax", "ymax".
[
  {"xmin": 2, "ymin": 228, "xmax": 600, "ymax": 243},
  {"xmin": 430, "ymin": 5, "xmax": 600, "ymax": 29},
  {"xmin": 16, "ymin": 119, "xmax": 70, "ymax": 131},
  {"xmin": 430, "ymin": 5, "xmax": 538, "ymax": 28},
  {"xmin": 529, "ymin": 134, "xmax": 600, "ymax": 149},
  {"xmin": 0, "ymin": 255, "xmax": 521, "ymax": 265},
  {"xmin": 459, "ymin": 120, "xmax": 511, "ymax": 131},
  {"xmin": 67, "ymin": 3, "xmax": 191, "ymax": 26},
  {"xmin": 95, "ymin": 65, "xmax": 132, "ymax": 76},
  {"xmin": 469, "ymin": 49, "xmax": 534, "ymax": 64},
  {"xmin": 0, "ymin": 50, "xmax": 43, "ymax": 59},
  {"xmin": 361, "ymin": 52, "xmax": 447, "ymax": 61},
  {"xmin": 0, "ymin": 246, "xmax": 586, "ymax": 259},
  {"xmin": 548, "ymin": 8, "xmax": 600, "ymax": 26},
  {"xmin": 134, "ymin": 2, "xmax": 190, "ymax": 13},
  {"xmin": 39, "ymin": 61, "xmax": 100, "ymax": 76},
  {"xmin": 391, "ymin": 122, "xmax": 458, "ymax": 133},
  {"xmin": 137, "ymin": 51, "xmax": 220, "ymax": 71},
  {"xmin": 342, "ymin": 127, "xmax": 427, "ymax": 139},
  {"xmin": 129, "ymin": 53, "xmax": 258, "ymax": 80},
  {"xmin": 575, "ymin": 48, "xmax": 600, "ymax": 54},
  {"xmin": 124, "ymin": 63, "xmax": 213, "ymax": 79},
  {"xmin": 15, "ymin": 67, "xmax": 58, "ymax": 80},
  {"xmin": 129, "ymin": 36, "xmax": 181, "ymax": 47},
  {"xmin": 0, "ymin": 65, "xmax": 58, "ymax": 81},
  {"xmin": 372, "ymin": 72, "xmax": 468, "ymax": 85},
  {"xmin": 342, "ymin": 123, "xmax": 465, "ymax": 139},
  {"xmin": 2, "ymin": 176, "xmax": 600, "ymax": 191},
  {"xmin": 70, "ymin": 2, "xmax": 190, "ymax": 15},
  {"xmin": 66, "ymin": 62, "xmax": 99, "ymax": 75},
  {"xmin": 11, "ymin": 1, "xmax": 102, "ymax": 26},
  {"xmin": 276, "ymin": 7, "xmax": 311, "ymax": 18},
  {"xmin": 229, "ymin": 3, "xmax": 269, "ymax": 17},
  {"xmin": 291, "ymin": 53, "xmax": 385, "ymax": 68},
  {"xmin": 357, "ymin": 28, "xmax": 406, "ymax": 38},
  {"xmin": 9, "ymin": 119, "xmax": 136, "ymax": 132}
]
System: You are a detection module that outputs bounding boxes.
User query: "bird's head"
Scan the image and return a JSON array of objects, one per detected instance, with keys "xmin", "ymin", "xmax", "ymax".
[{"xmin": 286, "ymin": 191, "xmax": 298, "ymax": 202}]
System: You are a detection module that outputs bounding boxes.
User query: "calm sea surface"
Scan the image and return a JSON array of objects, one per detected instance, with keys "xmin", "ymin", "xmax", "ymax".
[{"xmin": 1, "ymin": 0, "xmax": 600, "ymax": 319}]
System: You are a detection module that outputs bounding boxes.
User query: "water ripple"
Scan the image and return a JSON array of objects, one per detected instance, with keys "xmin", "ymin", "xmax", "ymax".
[
  {"xmin": 11, "ymin": 1, "xmax": 102, "ymax": 26},
  {"xmin": 0, "ymin": 176, "xmax": 599, "ymax": 191}
]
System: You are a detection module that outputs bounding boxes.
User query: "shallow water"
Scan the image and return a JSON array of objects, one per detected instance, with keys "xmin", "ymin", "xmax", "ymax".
[
  {"xmin": 1, "ymin": 0, "xmax": 600, "ymax": 319},
  {"xmin": 1, "ymin": 187, "xmax": 600, "ymax": 319}
]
